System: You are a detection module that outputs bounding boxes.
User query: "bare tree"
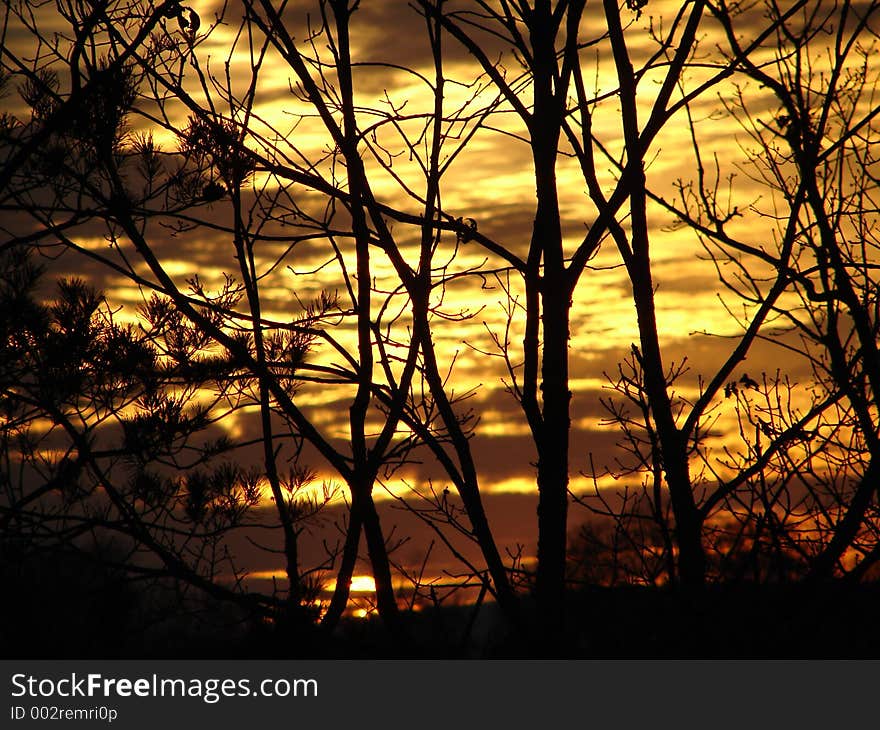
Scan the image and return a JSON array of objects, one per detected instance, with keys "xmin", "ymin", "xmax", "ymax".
[
  {"xmin": 413, "ymin": 0, "xmax": 821, "ymax": 632},
  {"xmin": 633, "ymin": 0, "xmax": 880, "ymax": 585},
  {"xmin": 705, "ymin": 0, "xmax": 880, "ymax": 581},
  {"xmin": 7, "ymin": 0, "xmax": 878, "ymax": 657}
]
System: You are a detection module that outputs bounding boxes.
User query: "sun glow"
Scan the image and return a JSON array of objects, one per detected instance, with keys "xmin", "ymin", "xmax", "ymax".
[{"xmin": 346, "ymin": 575, "xmax": 376, "ymax": 594}]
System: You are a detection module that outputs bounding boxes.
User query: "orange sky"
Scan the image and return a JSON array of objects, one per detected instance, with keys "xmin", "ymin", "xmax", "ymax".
[
  {"xmin": 6, "ymin": 0, "xmax": 874, "ymax": 598},
  {"xmin": 84, "ymin": 1, "xmax": 801, "ymax": 493}
]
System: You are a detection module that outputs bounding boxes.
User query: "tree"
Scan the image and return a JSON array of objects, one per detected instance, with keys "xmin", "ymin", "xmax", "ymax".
[
  {"xmin": 5, "ymin": 0, "xmax": 879, "ymax": 656},
  {"xmin": 666, "ymin": 0, "xmax": 880, "ymax": 581},
  {"xmin": 0, "ymin": 1, "xmax": 341, "ymax": 640},
  {"xmin": 1, "ymin": 0, "xmax": 521, "ymax": 645},
  {"xmin": 406, "ymin": 0, "xmax": 717, "ymax": 631},
  {"xmin": 584, "ymin": 0, "xmax": 880, "ymax": 591},
  {"xmin": 0, "ymin": 248, "xmax": 273, "ymax": 631}
]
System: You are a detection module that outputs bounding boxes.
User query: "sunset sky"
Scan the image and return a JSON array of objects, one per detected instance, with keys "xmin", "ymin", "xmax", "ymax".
[{"xmin": 6, "ymin": 0, "xmax": 873, "ymax": 595}]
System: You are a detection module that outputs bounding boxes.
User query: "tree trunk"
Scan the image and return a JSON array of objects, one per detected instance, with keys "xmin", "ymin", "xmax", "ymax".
[
  {"xmin": 604, "ymin": 0, "xmax": 706, "ymax": 587},
  {"xmin": 530, "ymin": 1, "xmax": 570, "ymax": 638}
]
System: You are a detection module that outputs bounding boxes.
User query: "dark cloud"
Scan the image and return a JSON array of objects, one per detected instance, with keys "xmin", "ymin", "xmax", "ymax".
[{"xmin": 235, "ymin": 489, "xmax": 542, "ymax": 582}]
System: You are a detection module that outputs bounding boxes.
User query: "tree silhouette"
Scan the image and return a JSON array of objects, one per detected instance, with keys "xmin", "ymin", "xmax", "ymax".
[
  {"xmin": 3, "ymin": 0, "xmax": 880, "ymax": 656},
  {"xmin": 672, "ymin": 0, "xmax": 880, "ymax": 582}
]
